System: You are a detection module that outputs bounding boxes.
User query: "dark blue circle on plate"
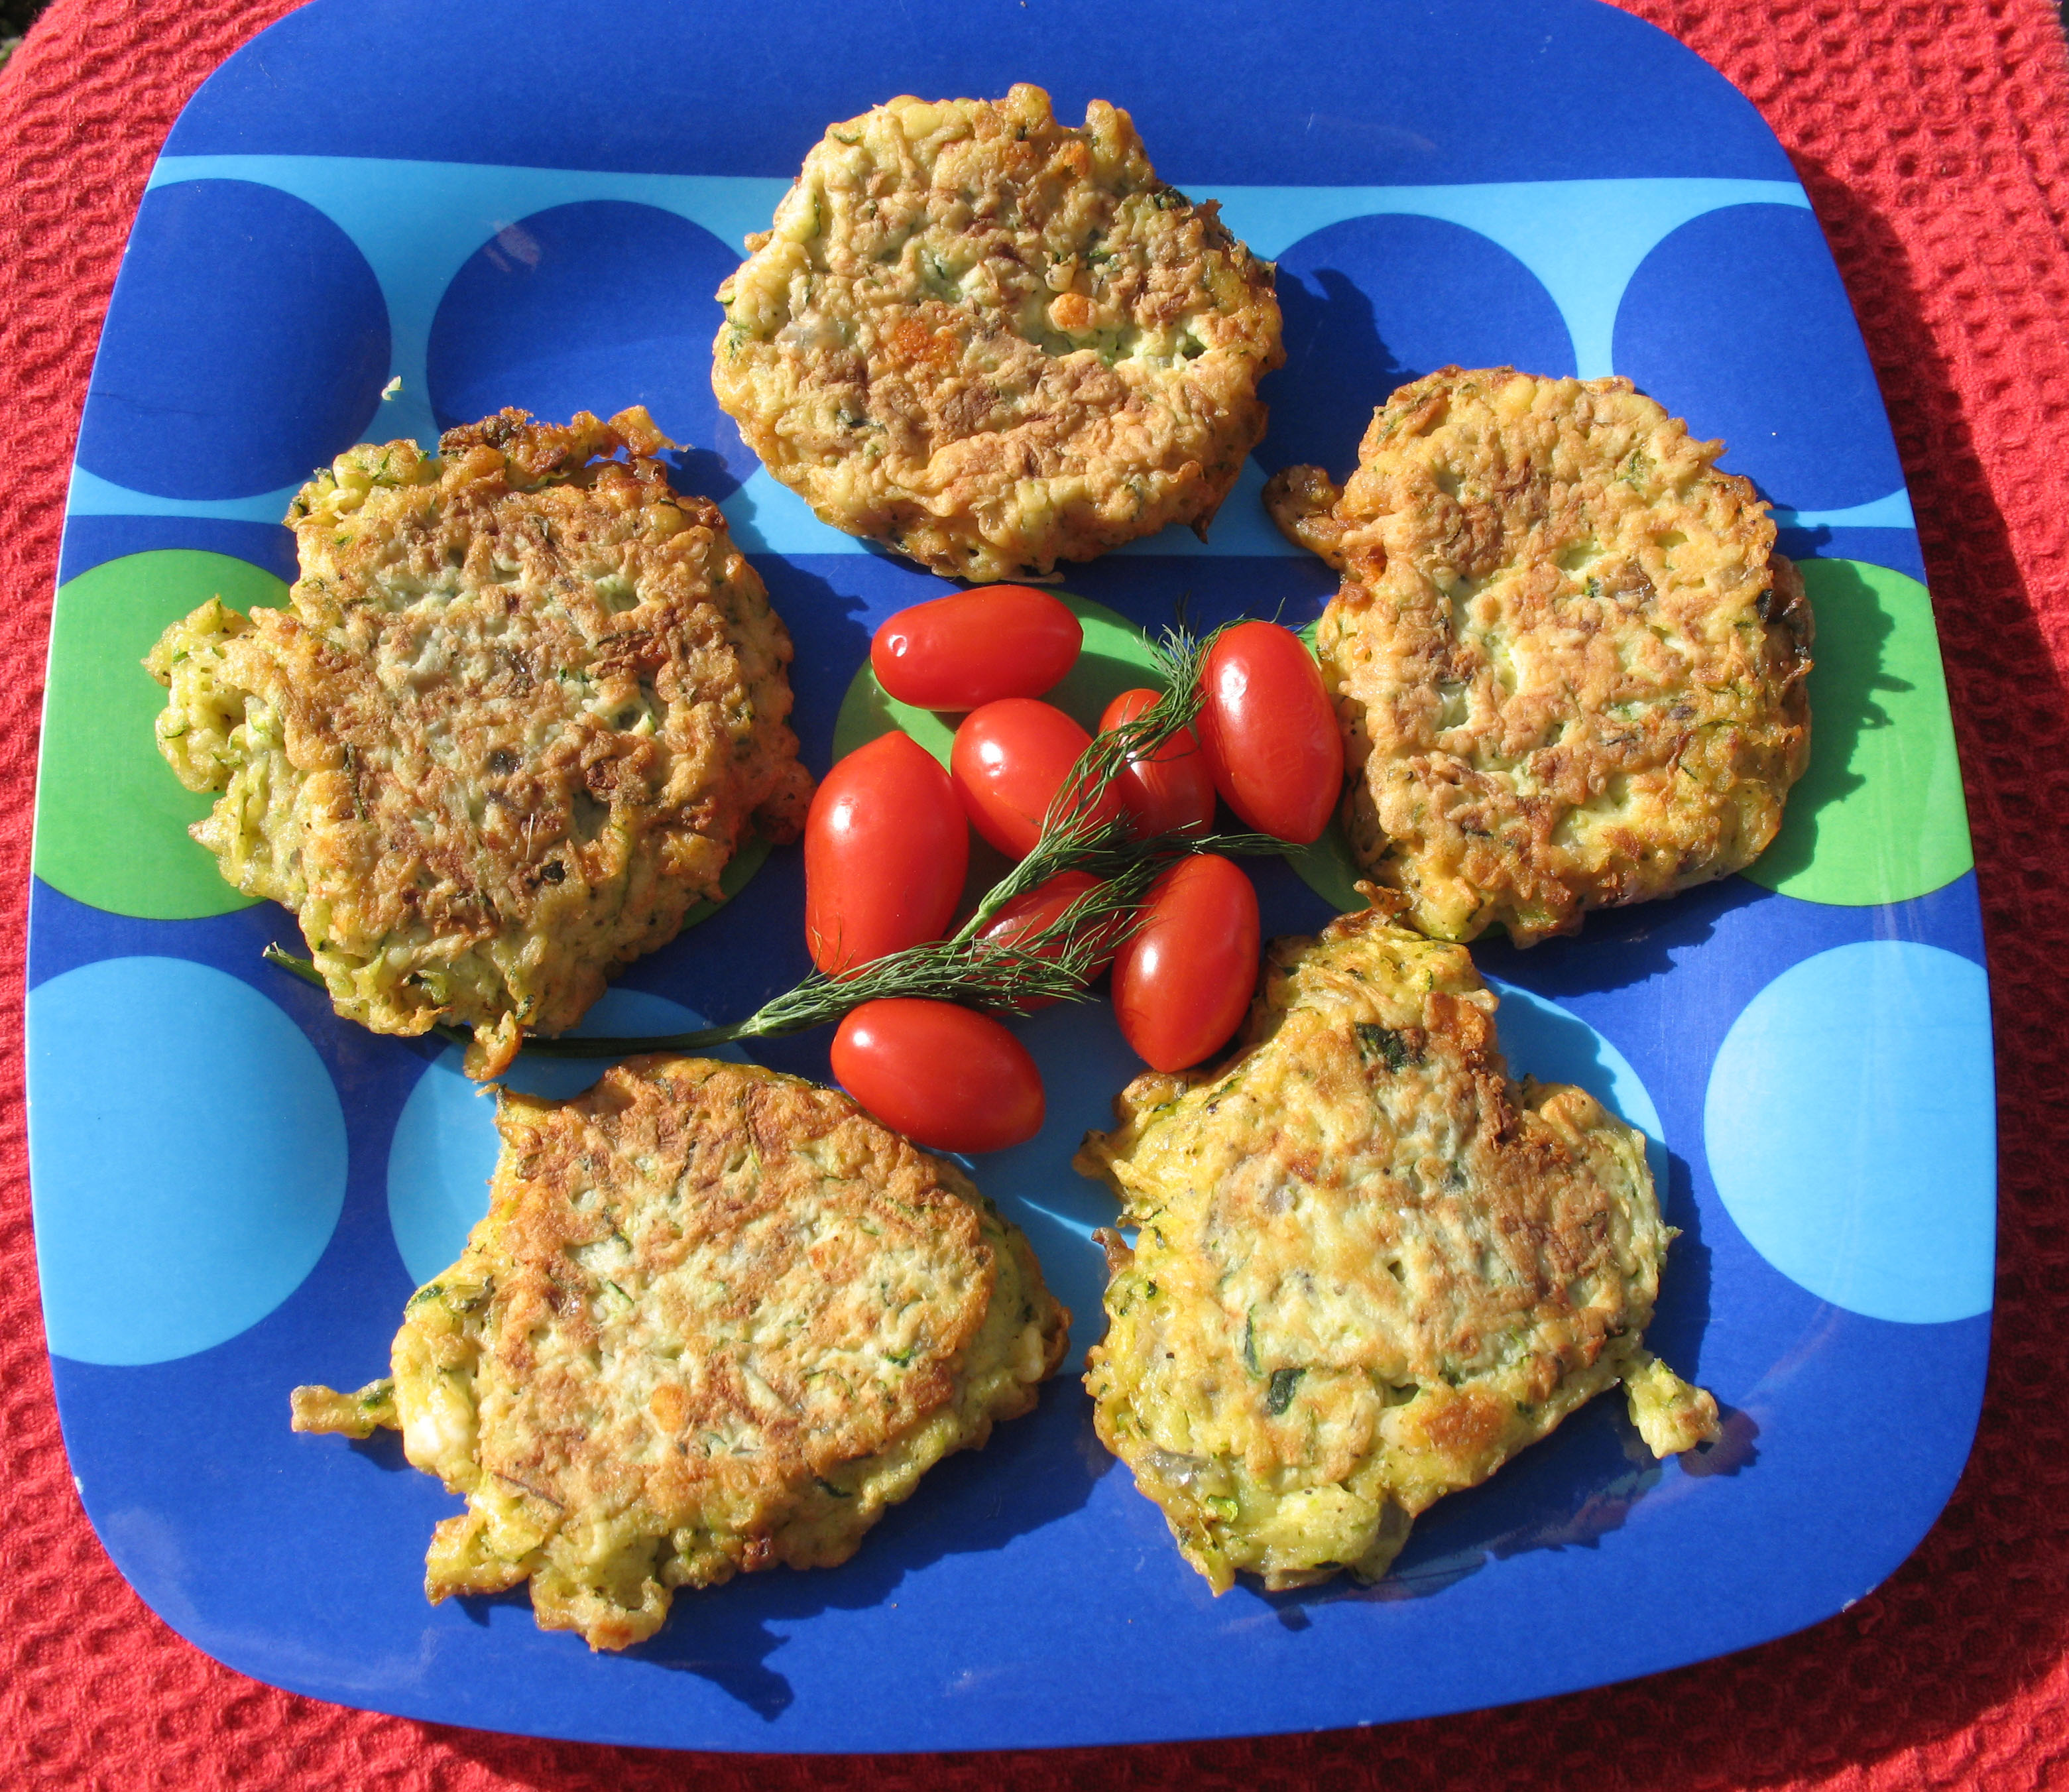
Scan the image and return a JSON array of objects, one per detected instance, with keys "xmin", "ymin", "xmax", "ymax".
[
  {"xmin": 427, "ymin": 200, "xmax": 754, "ymax": 500},
  {"xmin": 1613, "ymin": 203, "xmax": 1905, "ymax": 512},
  {"xmin": 1258, "ymin": 214, "xmax": 1575, "ymax": 477},
  {"xmin": 76, "ymin": 180, "xmax": 390, "ymax": 501}
]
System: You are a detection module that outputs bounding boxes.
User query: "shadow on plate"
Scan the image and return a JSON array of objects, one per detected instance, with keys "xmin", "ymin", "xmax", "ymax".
[
  {"xmin": 1646, "ymin": 1146, "xmax": 1714, "ymax": 1382},
  {"xmin": 346, "ymin": 1428, "xmax": 412, "ymax": 1474},
  {"xmin": 1266, "ymin": 1394, "xmax": 1762, "ymax": 1630},
  {"xmin": 1256, "ymin": 263, "xmax": 1413, "ymax": 477},
  {"xmin": 1739, "ymin": 552, "xmax": 1902, "ymax": 890},
  {"xmin": 1470, "ymin": 870, "xmax": 1769, "ymax": 998},
  {"xmin": 454, "ymin": 1382, "xmax": 1110, "ymax": 1720}
]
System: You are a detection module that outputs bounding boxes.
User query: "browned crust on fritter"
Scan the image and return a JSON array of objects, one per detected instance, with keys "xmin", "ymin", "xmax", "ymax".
[
  {"xmin": 479, "ymin": 1059, "xmax": 998, "ymax": 1502},
  {"xmin": 1266, "ymin": 368, "xmax": 1814, "ymax": 946},
  {"xmin": 713, "ymin": 84, "xmax": 1283, "ymax": 580},
  {"xmin": 1077, "ymin": 905, "xmax": 1710, "ymax": 1593},
  {"xmin": 149, "ymin": 407, "xmax": 815, "ymax": 1075},
  {"xmin": 381, "ymin": 1057, "xmax": 1069, "ymax": 1649}
]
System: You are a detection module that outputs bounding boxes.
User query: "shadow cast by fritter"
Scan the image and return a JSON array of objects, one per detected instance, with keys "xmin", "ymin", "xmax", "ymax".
[
  {"xmin": 1265, "ymin": 1393, "xmax": 1761, "ymax": 1628},
  {"xmin": 346, "ymin": 1427, "xmax": 412, "ymax": 1474},
  {"xmin": 1746, "ymin": 554, "xmax": 1905, "ymax": 888},
  {"xmin": 1647, "ymin": 1148, "xmax": 1712, "ymax": 1380},
  {"xmin": 1258, "ymin": 263, "xmax": 1412, "ymax": 475},
  {"xmin": 622, "ymin": 1382, "xmax": 1110, "ymax": 1719},
  {"xmin": 1472, "ymin": 870, "xmax": 1769, "ymax": 997}
]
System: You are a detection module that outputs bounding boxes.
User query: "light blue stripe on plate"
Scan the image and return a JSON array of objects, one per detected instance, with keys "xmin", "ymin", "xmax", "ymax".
[{"xmin": 103, "ymin": 158, "xmax": 1876, "ymax": 549}]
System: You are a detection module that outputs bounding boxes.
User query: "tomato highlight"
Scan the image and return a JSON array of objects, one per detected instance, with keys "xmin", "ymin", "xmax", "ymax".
[
  {"xmin": 950, "ymin": 697, "xmax": 1119, "ymax": 859},
  {"xmin": 803, "ymin": 731, "xmax": 969, "ymax": 974},
  {"xmin": 1098, "ymin": 687, "xmax": 1217, "ymax": 839},
  {"xmin": 831, "ymin": 998, "xmax": 1046, "ymax": 1154},
  {"xmin": 1195, "ymin": 621, "xmax": 1345, "ymax": 844},
  {"xmin": 870, "ymin": 586, "xmax": 1083, "ymax": 711},
  {"xmin": 1110, "ymin": 853, "xmax": 1260, "ymax": 1072}
]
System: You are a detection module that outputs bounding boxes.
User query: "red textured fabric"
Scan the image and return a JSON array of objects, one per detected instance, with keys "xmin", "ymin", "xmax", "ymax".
[{"xmin": 3, "ymin": 1, "xmax": 2067, "ymax": 1784}]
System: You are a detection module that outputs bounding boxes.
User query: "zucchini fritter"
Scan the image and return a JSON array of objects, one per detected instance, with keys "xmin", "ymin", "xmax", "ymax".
[
  {"xmin": 713, "ymin": 84, "xmax": 1283, "ymax": 581},
  {"xmin": 1266, "ymin": 368, "xmax": 1813, "ymax": 945},
  {"xmin": 294, "ymin": 1057, "xmax": 1069, "ymax": 1650},
  {"xmin": 148, "ymin": 408, "xmax": 813, "ymax": 1077},
  {"xmin": 1077, "ymin": 904, "xmax": 1716, "ymax": 1594}
]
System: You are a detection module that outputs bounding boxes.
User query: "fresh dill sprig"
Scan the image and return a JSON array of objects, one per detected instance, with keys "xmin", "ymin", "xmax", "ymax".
[
  {"xmin": 955, "ymin": 615, "xmax": 1222, "ymax": 939},
  {"xmin": 264, "ymin": 619, "xmax": 1275, "ymax": 1064},
  {"xmin": 261, "ymin": 942, "xmax": 327, "ymax": 990},
  {"xmin": 520, "ymin": 851, "xmax": 1176, "ymax": 1059}
]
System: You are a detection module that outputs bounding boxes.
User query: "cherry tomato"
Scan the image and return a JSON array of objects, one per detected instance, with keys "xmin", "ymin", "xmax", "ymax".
[
  {"xmin": 1098, "ymin": 687, "xmax": 1218, "ymax": 839},
  {"xmin": 1110, "ymin": 853, "xmax": 1260, "ymax": 1072},
  {"xmin": 804, "ymin": 731, "xmax": 969, "ymax": 974},
  {"xmin": 871, "ymin": 586, "xmax": 1083, "ymax": 711},
  {"xmin": 976, "ymin": 869, "xmax": 1116, "ymax": 1010},
  {"xmin": 1195, "ymin": 621, "xmax": 1346, "ymax": 844},
  {"xmin": 950, "ymin": 698, "xmax": 1120, "ymax": 859},
  {"xmin": 831, "ymin": 998, "xmax": 1046, "ymax": 1153}
]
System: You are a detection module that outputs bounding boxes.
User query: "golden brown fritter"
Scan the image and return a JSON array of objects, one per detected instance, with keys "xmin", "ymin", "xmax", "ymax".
[
  {"xmin": 1077, "ymin": 902, "xmax": 1716, "ymax": 1594},
  {"xmin": 713, "ymin": 84, "xmax": 1283, "ymax": 581},
  {"xmin": 1266, "ymin": 368, "xmax": 1813, "ymax": 945},
  {"xmin": 148, "ymin": 408, "xmax": 814, "ymax": 1077},
  {"xmin": 293, "ymin": 1056, "xmax": 1069, "ymax": 1651}
]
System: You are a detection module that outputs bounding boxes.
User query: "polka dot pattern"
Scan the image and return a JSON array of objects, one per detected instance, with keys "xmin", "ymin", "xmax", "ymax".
[
  {"xmin": 1704, "ymin": 941, "xmax": 1993, "ymax": 1324},
  {"xmin": 35, "ymin": 549, "xmax": 281, "ymax": 921},
  {"xmin": 1614, "ymin": 203, "xmax": 1907, "ymax": 511},
  {"xmin": 74, "ymin": 180, "xmax": 390, "ymax": 500},
  {"xmin": 427, "ymin": 200, "xmax": 755, "ymax": 498},
  {"xmin": 33, "ymin": 26, "xmax": 1992, "ymax": 1753},
  {"xmin": 1260, "ymin": 213, "xmax": 1574, "ymax": 477},
  {"xmin": 1742, "ymin": 560, "xmax": 1973, "ymax": 905},
  {"xmin": 27, "ymin": 957, "xmax": 347, "ymax": 1366}
]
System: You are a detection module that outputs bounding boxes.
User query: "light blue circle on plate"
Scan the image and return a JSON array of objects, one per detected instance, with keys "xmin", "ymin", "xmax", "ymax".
[
  {"xmin": 386, "ymin": 988, "xmax": 735, "ymax": 1289},
  {"xmin": 27, "ymin": 957, "xmax": 347, "ymax": 1366},
  {"xmin": 1487, "ymin": 977, "xmax": 1665, "ymax": 1187},
  {"xmin": 1704, "ymin": 941, "xmax": 1995, "ymax": 1324}
]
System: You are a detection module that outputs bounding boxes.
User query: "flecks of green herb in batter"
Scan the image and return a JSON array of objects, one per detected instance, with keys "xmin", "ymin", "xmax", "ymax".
[
  {"xmin": 1355, "ymin": 1023, "xmax": 1419, "ymax": 1073},
  {"xmin": 1267, "ymin": 1367, "xmax": 1305, "ymax": 1415}
]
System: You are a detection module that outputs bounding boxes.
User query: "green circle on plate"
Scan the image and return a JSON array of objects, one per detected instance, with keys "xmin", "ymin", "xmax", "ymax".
[
  {"xmin": 1740, "ymin": 559, "xmax": 1972, "ymax": 905},
  {"xmin": 831, "ymin": 591, "xmax": 1163, "ymax": 764},
  {"xmin": 1285, "ymin": 818, "xmax": 1365, "ymax": 915},
  {"xmin": 1285, "ymin": 560, "xmax": 1976, "ymax": 914},
  {"xmin": 36, "ymin": 550, "xmax": 285, "ymax": 920}
]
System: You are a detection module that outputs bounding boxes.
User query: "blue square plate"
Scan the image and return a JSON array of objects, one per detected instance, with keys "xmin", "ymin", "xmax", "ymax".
[{"xmin": 27, "ymin": 0, "xmax": 1993, "ymax": 1752}]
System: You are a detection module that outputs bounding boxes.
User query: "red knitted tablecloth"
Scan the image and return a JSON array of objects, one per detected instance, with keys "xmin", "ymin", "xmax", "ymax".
[{"xmin": 4, "ymin": 2, "xmax": 2066, "ymax": 1785}]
